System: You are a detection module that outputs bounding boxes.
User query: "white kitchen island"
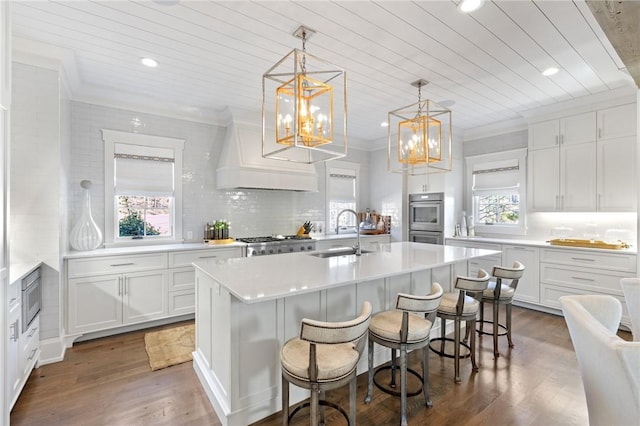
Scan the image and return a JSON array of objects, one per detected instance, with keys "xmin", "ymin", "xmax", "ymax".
[{"xmin": 192, "ymin": 242, "xmax": 500, "ymax": 426}]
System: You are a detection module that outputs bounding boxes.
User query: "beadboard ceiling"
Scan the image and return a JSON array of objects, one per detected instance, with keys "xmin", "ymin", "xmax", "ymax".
[{"xmin": 10, "ymin": 0, "xmax": 636, "ymax": 146}]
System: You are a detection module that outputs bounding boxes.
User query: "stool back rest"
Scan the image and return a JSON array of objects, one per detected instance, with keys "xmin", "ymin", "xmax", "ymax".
[
  {"xmin": 491, "ymin": 261, "xmax": 525, "ymax": 297},
  {"xmin": 395, "ymin": 282, "xmax": 444, "ymax": 313},
  {"xmin": 454, "ymin": 269, "xmax": 490, "ymax": 314},
  {"xmin": 395, "ymin": 283, "xmax": 443, "ymax": 343},
  {"xmin": 300, "ymin": 302, "xmax": 373, "ymax": 382},
  {"xmin": 300, "ymin": 301, "xmax": 373, "ymax": 346}
]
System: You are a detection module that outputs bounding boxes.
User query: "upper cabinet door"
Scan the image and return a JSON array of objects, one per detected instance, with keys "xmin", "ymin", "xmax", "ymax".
[
  {"xmin": 597, "ymin": 103, "xmax": 637, "ymax": 141},
  {"xmin": 560, "ymin": 112, "xmax": 596, "ymax": 146},
  {"xmin": 560, "ymin": 142, "xmax": 597, "ymax": 211},
  {"xmin": 597, "ymin": 136, "xmax": 637, "ymax": 212},
  {"xmin": 528, "ymin": 147, "xmax": 560, "ymax": 211},
  {"xmin": 528, "ymin": 120, "xmax": 559, "ymax": 150}
]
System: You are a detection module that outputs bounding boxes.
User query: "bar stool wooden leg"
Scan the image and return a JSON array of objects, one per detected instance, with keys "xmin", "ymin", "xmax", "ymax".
[
  {"xmin": 282, "ymin": 376, "xmax": 289, "ymax": 426},
  {"xmin": 400, "ymin": 344, "xmax": 408, "ymax": 426},
  {"xmin": 507, "ymin": 302, "xmax": 514, "ymax": 347},
  {"xmin": 319, "ymin": 390, "xmax": 326, "ymax": 425},
  {"xmin": 470, "ymin": 318, "xmax": 479, "ymax": 371},
  {"xmin": 422, "ymin": 346, "xmax": 432, "ymax": 407},
  {"xmin": 310, "ymin": 385, "xmax": 319, "ymax": 426},
  {"xmin": 365, "ymin": 337, "xmax": 374, "ymax": 404},
  {"xmin": 349, "ymin": 377, "xmax": 356, "ymax": 425},
  {"xmin": 440, "ymin": 317, "xmax": 446, "ymax": 353},
  {"xmin": 479, "ymin": 300, "xmax": 485, "ymax": 332},
  {"xmin": 454, "ymin": 316, "xmax": 461, "ymax": 383},
  {"xmin": 493, "ymin": 301, "xmax": 500, "ymax": 357}
]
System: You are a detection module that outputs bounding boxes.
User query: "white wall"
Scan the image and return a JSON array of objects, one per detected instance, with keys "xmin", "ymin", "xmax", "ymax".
[
  {"xmin": 10, "ymin": 63, "xmax": 62, "ymax": 340},
  {"xmin": 69, "ymin": 102, "xmax": 372, "ymax": 241},
  {"xmin": 369, "ymin": 148, "xmax": 403, "ymax": 241}
]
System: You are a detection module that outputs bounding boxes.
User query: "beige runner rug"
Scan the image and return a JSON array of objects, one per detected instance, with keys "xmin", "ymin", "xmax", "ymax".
[{"xmin": 144, "ymin": 323, "xmax": 195, "ymax": 371}]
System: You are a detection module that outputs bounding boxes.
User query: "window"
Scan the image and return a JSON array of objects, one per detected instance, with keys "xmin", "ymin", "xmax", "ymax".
[
  {"xmin": 326, "ymin": 161, "xmax": 359, "ymax": 233},
  {"xmin": 102, "ymin": 129, "xmax": 184, "ymax": 246},
  {"xmin": 465, "ymin": 149, "xmax": 527, "ymax": 235}
]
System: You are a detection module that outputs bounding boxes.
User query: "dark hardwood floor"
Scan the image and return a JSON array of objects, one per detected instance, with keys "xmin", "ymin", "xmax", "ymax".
[{"xmin": 11, "ymin": 308, "xmax": 632, "ymax": 426}]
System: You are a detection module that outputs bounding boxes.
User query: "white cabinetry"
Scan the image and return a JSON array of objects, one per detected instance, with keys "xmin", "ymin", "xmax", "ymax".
[
  {"xmin": 502, "ymin": 245, "xmax": 539, "ymax": 304},
  {"xmin": 65, "ymin": 246, "xmax": 244, "ymax": 338},
  {"xmin": 528, "ymin": 114, "xmax": 597, "ymax": 211},
  {"xmin": 528, "ymin": 104, "xmax": 636, "ymax": 212},
  {"xmin": 7, "ymin": 301, "xmax": 21, "ymax": 408},
  {"xmin": 597, "ymin": 103, "xmax": 636, "ymax": 140},
  {"xmin": 68, "ymin": 268, "xmax": 168, "ymax": 334},
  {"xmin": 67, "ymin": 252, "xmax": 170, "ymax": 335},
  {"xmin": 528, "ymin": 112, "xmax": 595, "ymax": 150},
  {"xmin": 539, "ymin": 248, "xmax": 636, "ymax": 327},
  {"xmin": 168, "ymin": 248, "xmax": 242, "ymax": 316}
]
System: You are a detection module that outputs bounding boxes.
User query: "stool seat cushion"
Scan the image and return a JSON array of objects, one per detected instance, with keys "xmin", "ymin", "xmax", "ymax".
[
  {"xmin": 438, "ymin": 292, "xmax": 480, "ymax": 315},
  {"xmin": 369, "ymin": 310, "xmax": 432, "ymax": 343},
  {"xmin": 281, "ymin": 339, "xmax": 358, "ymax": 382},
  {"xmin": 481, "ymin": 281, "xmax": 515, "ymax": 300}
]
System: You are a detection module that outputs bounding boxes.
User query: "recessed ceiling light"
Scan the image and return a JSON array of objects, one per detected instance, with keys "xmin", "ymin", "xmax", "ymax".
[
  {"xmin": 458, "ymin": 0, "xmax": 485, "ymax": 13},
  {"xmin": 542, "ymin": 67, "xmax": 559, "ymax": 76},
  {"xmin": 141, "ymin": 57, "xmax": 158, "ymax": 68},
  {"xmin": 380, "ymin": 122, "xmax": 389, "ymax": 127}
]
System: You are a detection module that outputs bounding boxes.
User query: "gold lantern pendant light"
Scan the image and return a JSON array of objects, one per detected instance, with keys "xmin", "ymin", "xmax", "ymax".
[
  {"xmin": 263, "ymin": 26, "xmax": 347, "ymax": 164},
  {"xmin": 276, "ymin": 28, "xmax": 331, "ymax": 148},
  {"xmin": 398, "ymin": 80, "xmax": 441, "ymax": 165},
  {"xmin": 388, "ymin": 79, "xmax": 452, "ymax": 175}
]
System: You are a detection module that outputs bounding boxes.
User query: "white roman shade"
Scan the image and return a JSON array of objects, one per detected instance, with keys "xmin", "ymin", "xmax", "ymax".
[
  {"xmin": 328, "ymin": 167, "xmax": 356, "ymax": 202},
  {"xmin": 114, "ymin": 143, "xmax": 175, "ymax": 197},
  {"xmin": 472, "ymin": 159, "xmax": 520, "ymax": 194}
]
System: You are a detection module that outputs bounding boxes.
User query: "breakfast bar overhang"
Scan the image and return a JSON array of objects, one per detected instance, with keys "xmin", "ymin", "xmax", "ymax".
[{"xmin": 192, "ymin": 242, "xmax": 500, "ymax": 426}]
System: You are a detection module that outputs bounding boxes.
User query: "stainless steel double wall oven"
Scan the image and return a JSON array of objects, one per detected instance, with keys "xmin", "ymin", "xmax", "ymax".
[{"xmin": 408, "ymin": 192, "xmax": 444, "ymax": 245}]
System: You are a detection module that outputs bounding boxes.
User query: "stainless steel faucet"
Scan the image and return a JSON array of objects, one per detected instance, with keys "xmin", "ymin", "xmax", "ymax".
[{"xmin": 336, "ymin": 209, "xmax": 361, "ymax": 256}]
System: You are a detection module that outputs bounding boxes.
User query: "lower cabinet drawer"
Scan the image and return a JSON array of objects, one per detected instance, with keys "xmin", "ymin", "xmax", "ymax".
[
  {"xmin": 68, "ymin": 253, "xmax": 168, "ymax": 277},
  {"xmin": 169, "ymin": 248, "xmax": 243, "ymax": 268},
  {"xmin": 540, "ymin": 283, "xmax": 630, "ymax": 327},
  {"xmin": 540, "ymin": 263, "xmax": 629, "ymax": 295},
  {"xmin": 169, "ymin": 290, "xmax": 195, "ymax": 316},
  {"xmin": 540, "ymin": 248, "xmax": 636, "ymax": 273},
  {"xmin": 20, "ymin": 316, "xmax": 40, "ymax": 376}
]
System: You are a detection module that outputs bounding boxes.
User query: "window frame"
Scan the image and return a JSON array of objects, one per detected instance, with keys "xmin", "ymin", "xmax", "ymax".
[
  {"xmin": 465, "ymin": 148, "xmax": 528, "ymax": 236},
  {"xmin": 102, "ymin": 129, "xmax": 184, "ymax": 247},
  {"xmin": 325, "ymin": 160, "xmax": 360, "ymax": 235}
]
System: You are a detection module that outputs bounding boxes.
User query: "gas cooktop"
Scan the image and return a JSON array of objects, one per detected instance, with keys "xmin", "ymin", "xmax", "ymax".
[{"xmin": 236, "ymin": 236, "xmax": 312, "ymax": 244}]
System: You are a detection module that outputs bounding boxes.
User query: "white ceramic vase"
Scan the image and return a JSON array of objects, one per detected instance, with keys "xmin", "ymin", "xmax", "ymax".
[{"xmin": 70, "ymin": 180, "xmax": 103, "ymax": 251}]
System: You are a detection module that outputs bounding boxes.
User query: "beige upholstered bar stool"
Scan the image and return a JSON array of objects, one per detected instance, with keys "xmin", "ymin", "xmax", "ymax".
[
  {"xmin": 429, "ymin": 269, "xmax": 490, "ymax": 382},
  {"xmin": 475, "ymin": 261, "xmax": 525, "ymax": 357},
  {"xmin": 280, "ymin": 301, "xmax": 372, "ymax": 426},
  {"xmin": 364, "ymin": 283, "xmax": 444, "ymax": 426}
]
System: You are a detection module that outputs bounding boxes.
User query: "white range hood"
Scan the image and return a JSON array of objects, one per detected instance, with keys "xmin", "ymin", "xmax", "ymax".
[{"xmin": 216, "ymin": 109, "xmax": 318, "ymax": 191}]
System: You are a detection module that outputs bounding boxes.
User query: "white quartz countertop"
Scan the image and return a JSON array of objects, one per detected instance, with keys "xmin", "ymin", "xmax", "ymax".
[
  {"xmin": 193, "ymin": 241, "xmax": 499, "ymax": 303},
  {"xmin": 446, "ymin": 236, "xmax": 637, "ymax": 254},
  {"xmin": 64, "ymin": 241, "xmax": 246, "ymax": 259},
  {"xmin": 10, "ymin": 260, "xmax": 43, "ymax": 284}
]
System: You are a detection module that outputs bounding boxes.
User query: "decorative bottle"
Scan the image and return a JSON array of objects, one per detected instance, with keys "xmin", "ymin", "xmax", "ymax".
[{"xmin": 70, "ymin": 180, "xmax": 103, "ymax": 251}]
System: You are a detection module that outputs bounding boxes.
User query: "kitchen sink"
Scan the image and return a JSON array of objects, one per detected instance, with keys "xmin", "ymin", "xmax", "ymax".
[{"xmin": 308, "ymin": 247, "xmax": 373, "ymax": 258}]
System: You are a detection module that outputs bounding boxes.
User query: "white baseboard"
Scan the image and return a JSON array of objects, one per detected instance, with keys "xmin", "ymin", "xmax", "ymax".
[{"xmin": 38, "ymin": 336, "xmax": 66, "ymax": 365}]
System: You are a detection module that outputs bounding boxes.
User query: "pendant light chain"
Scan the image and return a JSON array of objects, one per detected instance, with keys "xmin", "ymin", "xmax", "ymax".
[{"xmin": 301, "ymin": 29, "xmax": 307, "ymax": 75}]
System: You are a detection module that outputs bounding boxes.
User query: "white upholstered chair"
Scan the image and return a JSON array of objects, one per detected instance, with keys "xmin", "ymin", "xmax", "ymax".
[
  {"xmin": 620, "ymin": 278, "xmax": 640, "ymax": 341},
  {"xmin": 364, "ymin": 282, "xmax": 444, "ymax": 426},
  {"xmin": 560, "ymin": 295, "xmax": 640, "ymax": 426},
  {"xmin": 429, "ymin": 269, "xmax": 490, "ymax": 382},
  {"xmin": 280, "ymin": 301, "xmax": 372, "ymax": 426}
]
